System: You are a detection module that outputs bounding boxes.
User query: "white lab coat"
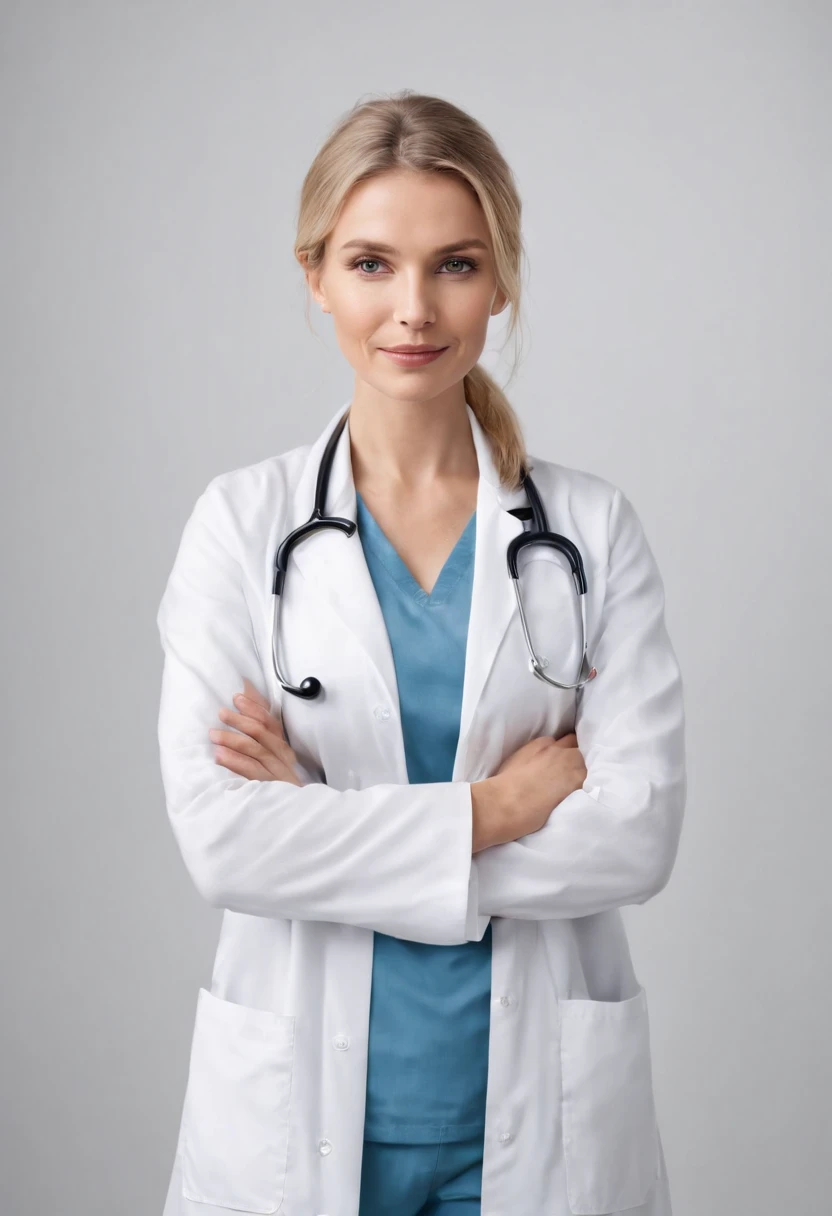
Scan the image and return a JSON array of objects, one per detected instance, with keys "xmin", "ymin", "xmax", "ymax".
[{"xmin": 156, "ymin": 401, "xmax": 686, "ymax": 1216}]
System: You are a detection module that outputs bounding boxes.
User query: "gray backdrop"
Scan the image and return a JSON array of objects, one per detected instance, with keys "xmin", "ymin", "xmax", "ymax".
[{"xmin": 3, "ymin": 1, "xmax": 829, "ymax": 1213}]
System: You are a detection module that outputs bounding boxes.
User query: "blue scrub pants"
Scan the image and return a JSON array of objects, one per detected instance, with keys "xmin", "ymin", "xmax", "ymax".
[{"xmin": 358, "ymin": 1130, "xmax": 484, "ymax": 1215}]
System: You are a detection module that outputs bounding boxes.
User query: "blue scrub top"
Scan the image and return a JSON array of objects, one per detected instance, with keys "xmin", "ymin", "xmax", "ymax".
[{"xmin": 355, "ymin": 491, "xmax": 493, "ymax": 1145}]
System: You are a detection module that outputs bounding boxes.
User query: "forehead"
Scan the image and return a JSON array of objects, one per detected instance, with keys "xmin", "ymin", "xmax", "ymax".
[{"xmin": 331, "ymin": 171, "xmax": 489, "ymax": 249}]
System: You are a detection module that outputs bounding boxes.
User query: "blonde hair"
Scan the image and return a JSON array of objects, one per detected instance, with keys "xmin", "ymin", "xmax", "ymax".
[{"xmin": 294, "ymin": 90, "xmax": 530, "ymax": 490}]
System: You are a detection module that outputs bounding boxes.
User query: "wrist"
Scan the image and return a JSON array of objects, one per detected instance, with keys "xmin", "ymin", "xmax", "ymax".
[{"xmin": 470, "ymin": 777, "xmax": 511, "ymax": 853}]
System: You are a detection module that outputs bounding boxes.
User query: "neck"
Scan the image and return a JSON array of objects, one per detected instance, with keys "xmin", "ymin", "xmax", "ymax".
[{"xmin": 347, "ymin": 390, "xmax": 478, "ymax": 496}]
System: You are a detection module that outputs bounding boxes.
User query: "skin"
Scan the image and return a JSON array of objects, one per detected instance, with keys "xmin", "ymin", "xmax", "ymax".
[
  {"xmin": 307, "ymin": 168, "xmax": 510, "ymax": 595},
  {"xmin": 209, "ymin": 169, "xmax": 587, "ymax": 850}
]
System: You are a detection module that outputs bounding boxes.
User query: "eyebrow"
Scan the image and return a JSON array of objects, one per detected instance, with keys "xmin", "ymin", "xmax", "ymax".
[{"xmin": 338, "ymin": 238, "xmax": 489, "ymax": 256}]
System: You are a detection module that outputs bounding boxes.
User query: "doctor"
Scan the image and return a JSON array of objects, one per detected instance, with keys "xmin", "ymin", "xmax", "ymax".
[{"xmin": 157, "ymin": 92, "xmax": 686, "ymax": 1216}]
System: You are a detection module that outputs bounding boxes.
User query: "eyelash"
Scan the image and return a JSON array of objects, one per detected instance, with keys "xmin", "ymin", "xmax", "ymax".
[{"xmin": 348, "ymin": 256, "xmax": 479, "ymax": 278}]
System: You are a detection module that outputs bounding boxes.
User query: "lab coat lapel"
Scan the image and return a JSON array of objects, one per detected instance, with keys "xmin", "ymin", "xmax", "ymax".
[
  {"xmin": 455, "ymin": 406, "xmax": 527, "ymax": 778},
  {"xmin": 287, "ymin": 400, "xmax": 528, "ymax": 779},
  {"xmin": 288, "ymin": 403, "xmax": 402, "ymax": 725}
]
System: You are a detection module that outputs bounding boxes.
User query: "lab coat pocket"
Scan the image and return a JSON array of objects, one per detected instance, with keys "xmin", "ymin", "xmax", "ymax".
[
  {"xmin": 181, "ymin": 987, "xmax": 295, "ymax": 1214},
  {"xmin": 559, "ymin": 985, "xmax": 660, "ymax": 1214}
]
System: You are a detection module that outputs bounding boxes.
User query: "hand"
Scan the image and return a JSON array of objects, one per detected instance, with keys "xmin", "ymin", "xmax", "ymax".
[
  {"xmin": 209, "ymin": 677, "xmax": 304, "ymax": 786},
  {"xmin": 488, "ymin": 731, "xmax": 587, "ymax": 844}
]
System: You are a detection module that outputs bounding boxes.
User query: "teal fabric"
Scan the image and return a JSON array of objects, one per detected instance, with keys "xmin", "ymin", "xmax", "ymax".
[
  {"xmin": 358, "ymin": 1132, "xmax": 485, "ymax": 1215},
  {"xmin": 355, "ymin": 491, "xmax": 493, "ymax": 1145}
]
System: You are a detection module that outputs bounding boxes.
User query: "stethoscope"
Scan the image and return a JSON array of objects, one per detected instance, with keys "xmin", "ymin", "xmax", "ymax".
[{"xmin": 271, "ymin": 410, "xmax": 598, "ymax": 700}]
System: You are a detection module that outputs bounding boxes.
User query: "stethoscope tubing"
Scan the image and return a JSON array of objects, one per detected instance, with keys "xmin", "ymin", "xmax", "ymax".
[{"xmin": 271, "ymin": 410, "xmax": 597, "ymax": 699}]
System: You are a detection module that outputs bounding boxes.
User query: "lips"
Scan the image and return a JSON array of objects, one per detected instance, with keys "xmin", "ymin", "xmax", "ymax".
[
  {"xmin": 380, "ymin": 345, "xmax": 446, "ymax": 353},
  {"xmin": 379, "ymin": 346, "xmax": 449, "ymax": 367}
]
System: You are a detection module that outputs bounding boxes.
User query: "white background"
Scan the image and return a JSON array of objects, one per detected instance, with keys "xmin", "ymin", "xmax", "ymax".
[{"xmin": 2, "ymin": 2, "xmax": 829, "ymax": 1212}]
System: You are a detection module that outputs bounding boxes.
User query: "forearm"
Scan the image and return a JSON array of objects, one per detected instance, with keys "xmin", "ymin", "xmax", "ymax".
[
  {"xmin": 471, "ymin": 772, "xmax": 685, "ymax": 922},
  {"xmin": 470, "ymin": 777, "xmax": 514, "ymax": 853},
  {"xmin": 467, "ymin": 484, "xmax": 687, "ymax": 925},
  {"xmin": 161, "ymin": 710, "xmax": 481, "ymax": 943}
]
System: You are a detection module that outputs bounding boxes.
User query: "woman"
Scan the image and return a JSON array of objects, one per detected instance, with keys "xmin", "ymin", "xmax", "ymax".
[{"xmin": 157, "ymin": 91, "xmax": 686, "ymax": 1216}]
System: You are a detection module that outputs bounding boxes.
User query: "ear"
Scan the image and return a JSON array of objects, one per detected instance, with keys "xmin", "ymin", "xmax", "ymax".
[
  {"xmin": 304, "ymin": 265, "xmax": 330, "ymax": 315},
  {"xmin": 491, "ymin": 287, "xmax": 509, "ymax": 316}
]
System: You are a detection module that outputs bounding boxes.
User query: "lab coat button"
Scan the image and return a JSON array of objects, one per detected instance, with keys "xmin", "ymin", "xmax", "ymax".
[
  {"xmin": 500, "ymin": 995, "xmax": 511, "ymax": 1006},
  {"xmin": 498, "ymin": 1131, "xmax": 513, "ymax": 1143},
  {"xmin": 318, "ymin": 1138, "xmax": 333, "ymax": 1155},
  {"xmin": 333, "ymin": 1034, "xmax": 350, "ymax": 1050},
  {"xmin": 373, "ymin": 705, "xmax": 391, "ymax": 721}
]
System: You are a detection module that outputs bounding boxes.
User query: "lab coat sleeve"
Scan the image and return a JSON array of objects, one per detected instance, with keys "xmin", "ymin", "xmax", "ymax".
[
  {"xmin": 469, "ymin": 486, "xmax": 686, "ymax": 926},
  {"xmin": 156, "ymin": 476, "xmax": 483, "ymax": 947}
]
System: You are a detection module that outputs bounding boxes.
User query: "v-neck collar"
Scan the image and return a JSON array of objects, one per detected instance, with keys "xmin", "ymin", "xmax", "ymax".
[{"xmin": 355, "ymin": 492, "xmax": 476, "ymax": 607}]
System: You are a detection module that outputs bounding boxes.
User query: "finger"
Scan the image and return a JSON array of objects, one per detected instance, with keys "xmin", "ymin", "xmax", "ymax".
[
  {"xmin": 241, "ymin": 678, "xmax": 272, "ymax": 710},
  {"xmin": 214, "ymin": 743, "xmax": 302, "ymax": 786},
  {"xmin": 213, "ymin": 746, "xmax": 273, "ymax": 781},
  {"xmin": 232, "ymin": 695, "xmax": 286, "ymax": 738},
  {"xmin": 212, "ymin": 719, "xmax": 301, "ymax": 782},
  {"xmin": 210, "ymin": 725, "xmax": 279, "ymax": 762},
  {"xmin": 553, "ymin": 731, "xmax": 577, "ymax": 748},
  {"xmin": 217, "ymin": 708, "xmax": 296, "ymax": 764}
]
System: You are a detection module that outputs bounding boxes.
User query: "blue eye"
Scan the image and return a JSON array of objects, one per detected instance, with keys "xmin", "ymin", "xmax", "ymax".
[{"xmin": 350, "ymin": 256, "xmax": 478, "ymax": 277}]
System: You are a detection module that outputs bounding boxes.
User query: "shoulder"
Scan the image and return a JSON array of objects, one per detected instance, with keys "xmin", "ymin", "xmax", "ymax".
[
  {"xmin": 527, "ymin": 453, "xmax": 618, "ymax": 510},
  {"xmin": 522, "ymin": 452, "xmax": 659, "ymax": 580},
  {"xmin": 520, "ymin": 455, "xmax": 670, "ymax": 634},
  {"xmin": 523, "ymin": 454, "xmax": 625, "ymax": 564},
  {"xmin": 188, "ymin": 439, "xmax": 312, "ymax": 538}
]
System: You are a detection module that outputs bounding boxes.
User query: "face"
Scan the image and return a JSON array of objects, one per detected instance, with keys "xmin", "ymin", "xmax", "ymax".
[{"xmin": 304, "ymin": 169, "xmax": 508, "ymax": 409}]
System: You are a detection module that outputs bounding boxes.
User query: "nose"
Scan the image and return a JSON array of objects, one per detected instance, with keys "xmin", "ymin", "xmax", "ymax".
[{"xmin": 391, "ymin": 270, "xmax": 438, "ymax": 329}]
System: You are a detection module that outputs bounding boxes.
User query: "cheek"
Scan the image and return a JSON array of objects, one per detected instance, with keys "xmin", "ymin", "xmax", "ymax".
[
  {"xmin": 450, "ymin": 288, "xmax": 494, "ymax": 341},
  {"xmin": 330, "ymin": 292, "xmax": 384, "ymax": 346}
]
